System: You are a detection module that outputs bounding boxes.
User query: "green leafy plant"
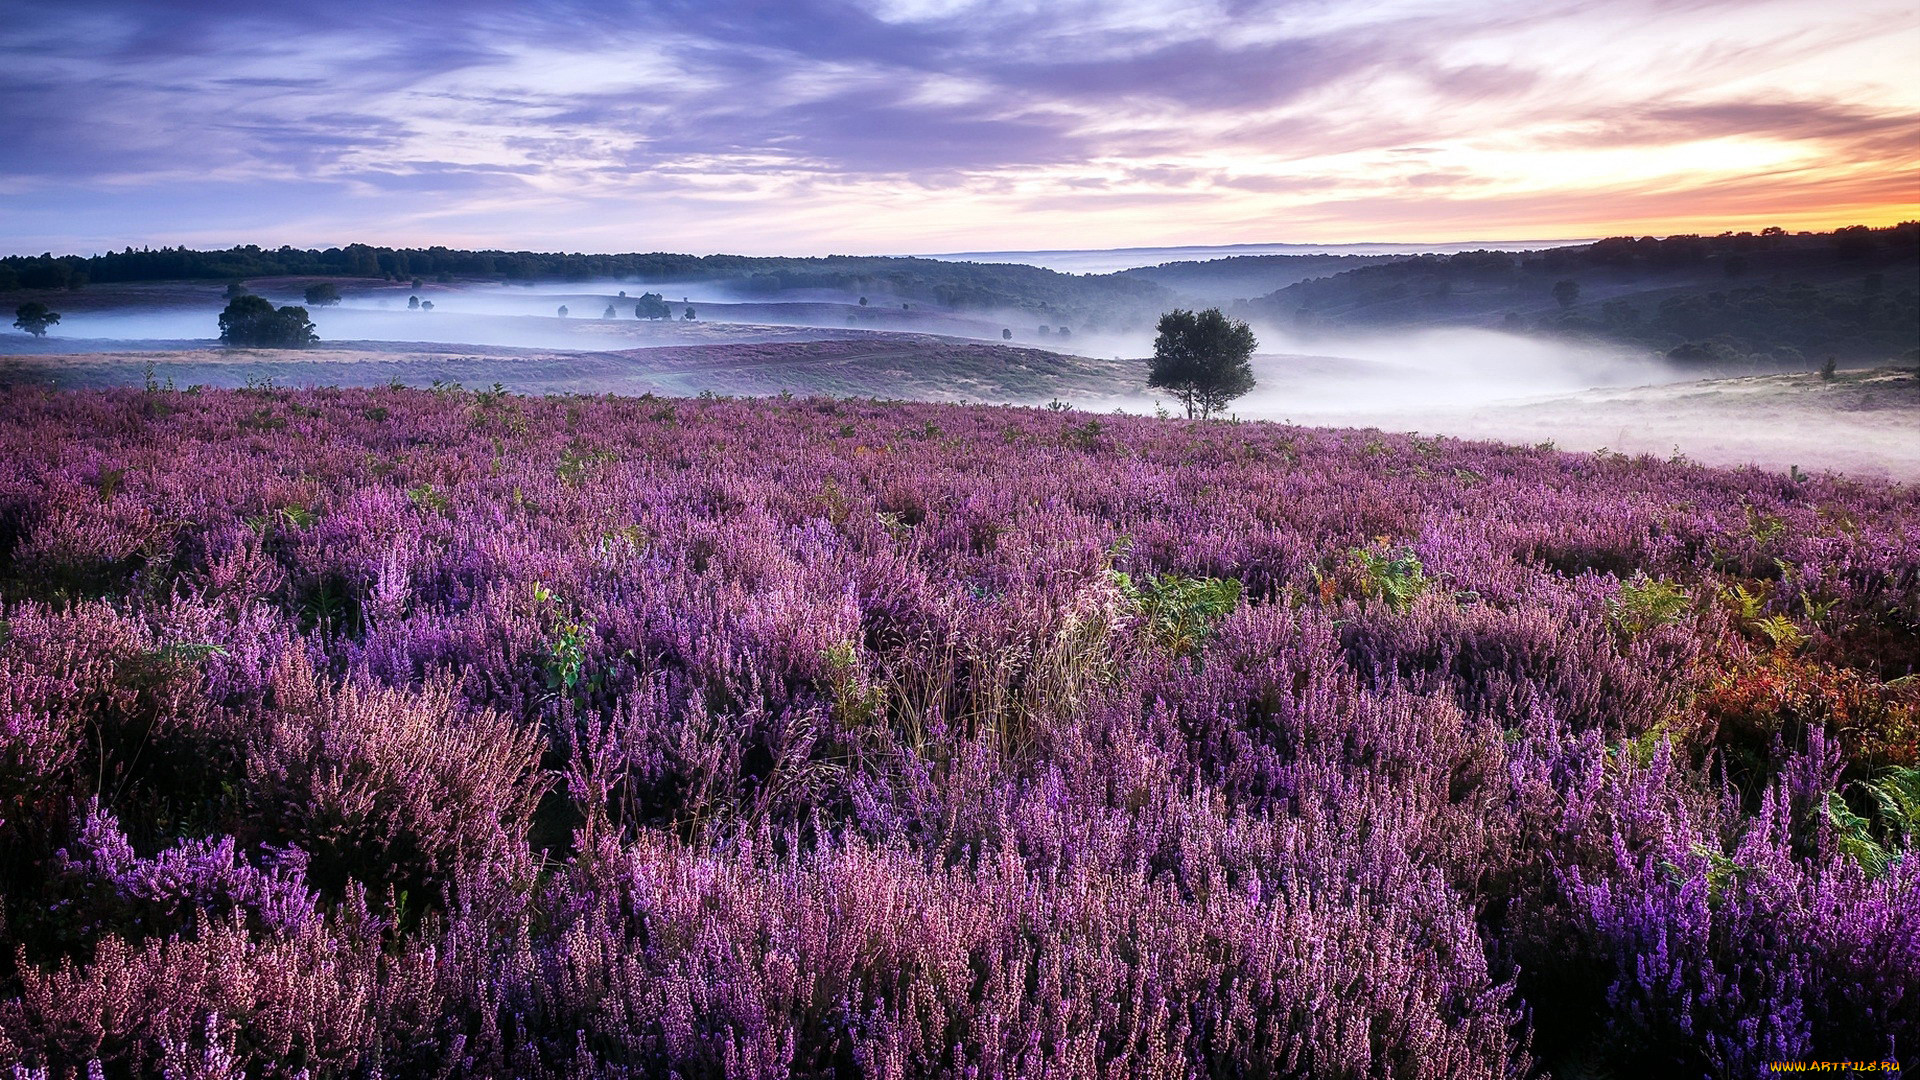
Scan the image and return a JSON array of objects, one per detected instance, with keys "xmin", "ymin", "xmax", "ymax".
[
  {"xmin": 406, "ymin": 483, "xmax": 450, "ymax": 516},
  {"xmin": 1828, "ymin": 766, "xmax": 1920, "ymax": 877},
  {"xmin": 1662, "ymin": 843, "xmax": 1749, "ymax": 908},
  {"xmin": 1112, "ymin": 570, "xmax": 1242, "ymax": 657},
  {"xmin": 1722, "ymin": 581, "xmax": 1769, "ymax": 623},
  {"xmin": 1345, "ymin": 545, "xmax": 1431, "ymax": 612},
  {"xmin": 821, "ymin": 641, "xmax": 885, "ymax": 730},
  {"xmin": 557, "ymin": 443, "xmax": 618, "ymax": 486},
  {"xmin": 533, "ymin": 582, "xmax": 597, "ymax": 699},
  {"xmin": 1750, "ymin": 614, "xmax": 1807, "ymax": 653},
  {"xmin": 153, "ymin": 642, "xmax": 229, "ymax": 665},
  {"xmin": 1063, "ymin": 420, "xmax": 1105, "ymax": 450},
  {"xmin": 1744, "ymin": 505, "xmax": 1786, "ymax": 545},
  {"xmin": 1609, "ymin": 575, "xmax": 1691, "ymax": 634}
]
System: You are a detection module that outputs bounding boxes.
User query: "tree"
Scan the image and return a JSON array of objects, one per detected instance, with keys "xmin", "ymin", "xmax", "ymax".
[
  {"xmin": 683, "ymin": 306, "xmax": 697, "ymax": 321},
  {"xmin": 305, "ymin": 283, "xmax": 342, "ymax": 307},
  {"xmin": 1552, "ymin": 280, "xmax": 1580, "ymax": 309},
  {"xmin": 218, "ymin": 295, "xmax": 316, "ymax": 347},
  {"xmin": 1147, "ymin": 308, "xmax": 1256, "ymax": 419},
  {"xmin": 557, "ymin": 305, "xmax": 569, "ymax": 318},
  {"xmin": 1002, "ymin": 328, "xmax": 1012, "ymax": 340},
  {"xmin": 859, "ymin": 296, "xmax": 868, "ymax": 306},
  {"xmin": 635, "ymin": 292, "xmax": 670, "ymax": 320},
  {"xmin": 420, "ymin": 300, "xmax": 434, "ymax": 311},
  {"xmin": 408, "ymin": 295, "xmax": 421, "ymax": 310},
  {"xmin": 12, "ymin": 301, "xmax": 60, "ymax": 337},
  {"xmin": 225, "ymin": 281, "xmax": 250, "ymax": 299},
  {"xmin": 602, "ymin": 304, "xmax": 616, "ymax": 319}
]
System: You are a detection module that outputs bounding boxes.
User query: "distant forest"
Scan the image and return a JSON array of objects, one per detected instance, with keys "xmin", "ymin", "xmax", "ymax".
[
  {"xmin": 1236, "ymin": 223, "xmax": 1919, "ymax": 364},
  {"xmin": 0, "ymin": 245, "xmax": 1170, "ymax": 326},
  {"xmin": 4, "ymin": 223, "xmax": 1915, "ymax": 362}
]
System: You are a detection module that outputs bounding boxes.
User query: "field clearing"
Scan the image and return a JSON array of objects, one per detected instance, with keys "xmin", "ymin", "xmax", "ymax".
[{"xmin": 0, "ymin": 337, "xmax": 1141, "ymax": 404}]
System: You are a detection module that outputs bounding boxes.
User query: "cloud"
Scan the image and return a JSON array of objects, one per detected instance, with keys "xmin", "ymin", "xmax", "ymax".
[{"xmin": 0, "ymin": 0, "xmax": 1914, "ymax": 254}]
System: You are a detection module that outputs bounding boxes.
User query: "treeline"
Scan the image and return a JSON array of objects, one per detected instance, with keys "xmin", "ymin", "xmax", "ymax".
[
  {"xmin": 0, "ymin": 245, "xmax": 1170, "ymax": 323},
  {"xmin": 1241, "ymin": 223, "xmax": 1920, "ymax": 363}
]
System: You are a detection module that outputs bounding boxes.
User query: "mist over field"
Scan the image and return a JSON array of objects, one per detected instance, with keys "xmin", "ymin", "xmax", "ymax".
[{"xmin": 13, "ymin": 263, "xmax": 1911, "ymax": 477}]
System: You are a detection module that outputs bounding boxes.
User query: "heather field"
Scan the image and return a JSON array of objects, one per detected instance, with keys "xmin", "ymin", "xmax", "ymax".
[{"xmin": 1, "ymin": 383, "xmax": 1917, "ymax": 1078}]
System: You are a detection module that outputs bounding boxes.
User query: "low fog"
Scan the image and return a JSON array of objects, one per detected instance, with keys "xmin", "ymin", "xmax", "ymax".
[
  {"xmin": 8, "ymin": 277, "xmax": 1914, "ymax": 477},
  {"xmin": 26, "ymin": 281, "xmax": 1683, "ymax": 419},
  {"xmin": 1224, "ymin": 324, "xmax": 1675, "ymax": 421}
]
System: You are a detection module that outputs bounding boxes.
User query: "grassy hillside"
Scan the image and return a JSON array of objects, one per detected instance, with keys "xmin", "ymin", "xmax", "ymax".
[
  {"xmin": 1115, "ymin": 252, "xmax": 1401, "ymax": 302},
  {"xmin": 1239, "ymin": 223, "xmax": 1920, "ymax": 365}
]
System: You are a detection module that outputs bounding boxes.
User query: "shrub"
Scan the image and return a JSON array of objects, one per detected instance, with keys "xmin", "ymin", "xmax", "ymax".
[{"xmin": 217, "ymin": 296, "xmax": 316, "ymax": 347}]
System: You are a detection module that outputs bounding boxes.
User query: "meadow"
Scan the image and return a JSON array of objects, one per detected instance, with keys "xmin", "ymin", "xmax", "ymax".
[{"xmin": 0, "ymin": 383, "xmax": 1914, "ymax": 1077}]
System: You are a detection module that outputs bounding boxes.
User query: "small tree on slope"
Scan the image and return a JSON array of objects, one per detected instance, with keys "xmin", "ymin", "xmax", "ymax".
[{"xmin": 1147, "ymin": 307, "xmax": 1257, "ymax": 419}]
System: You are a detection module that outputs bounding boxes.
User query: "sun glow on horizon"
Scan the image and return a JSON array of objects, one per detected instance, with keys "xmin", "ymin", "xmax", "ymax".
[{"xmin": 0, "ymin": 0, "xmax": 1915, "ymax": 256}]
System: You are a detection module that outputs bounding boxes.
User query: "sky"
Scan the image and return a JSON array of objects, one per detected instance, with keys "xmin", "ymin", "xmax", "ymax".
[{"xmin": 1, "ymin": 0, "xmax": 1916, "ymax": 257}]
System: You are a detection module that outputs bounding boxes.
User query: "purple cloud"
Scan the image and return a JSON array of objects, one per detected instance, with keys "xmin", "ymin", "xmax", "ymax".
[{"xmin": 0, "ymin": 0, "xmax": 1912, "ymax": 254}]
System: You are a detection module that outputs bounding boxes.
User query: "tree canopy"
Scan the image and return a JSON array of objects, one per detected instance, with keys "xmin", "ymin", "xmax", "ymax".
[
  {"xmin": 218, "ymin": 296, "xmax": 317, "ymax": 347},
  {"xmin": 634, "ymin": 292, "xmax": 671, "ymax": 319},
  {"xmin": 12, "ymin": 302, "xmax": 60, "ymax": 337},
  {"xmin": 1147, "ymin": 308, "xmax": 1257, "ymax": 419},
  {"xmin": 304, "ymin": 283, "xmax": 342, "ymax": 307}
]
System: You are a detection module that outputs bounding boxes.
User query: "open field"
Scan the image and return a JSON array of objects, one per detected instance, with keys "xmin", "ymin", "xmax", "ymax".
[{"xmin": 0, "ymin": 337, "xmax": 1141, "ymax": 404}]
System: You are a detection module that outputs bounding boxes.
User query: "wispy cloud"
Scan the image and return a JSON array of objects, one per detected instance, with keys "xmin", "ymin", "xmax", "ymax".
[{"xmin": 0, "ymin": 0, "xmax": 1914, "ymax": 254}]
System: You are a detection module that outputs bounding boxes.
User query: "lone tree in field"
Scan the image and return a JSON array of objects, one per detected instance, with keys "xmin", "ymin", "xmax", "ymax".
[
  {"xmin": 1148, "ymin": 307, "xmax": 1256, "ymax": 419},
  {"xmin": 634, "ymin": 292, "xmax": 671, "ymax": 319},
  {"xmin": 12, "ymin": 302, "xmax": 60, "ymax": 337},
  {"xmin": 304, "ymin": 283, "xmax": 342, "ymax": 307},
  {"xmin": 218, "ymin": 295, "xmax": 317, "ymax": 347}
]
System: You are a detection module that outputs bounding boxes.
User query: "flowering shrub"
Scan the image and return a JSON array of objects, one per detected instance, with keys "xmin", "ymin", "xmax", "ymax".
[{"xmin": 0, "ymin": 384, "xmax": 1914, "ymax": 1077}]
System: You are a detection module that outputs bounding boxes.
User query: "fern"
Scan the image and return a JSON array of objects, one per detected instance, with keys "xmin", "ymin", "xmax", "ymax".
[
  {"xmin": 1610, "ymin": 575, "xmax": 1690, "ymax": 634},
  {"xmin": 1827, "ymin": 766, "xmax": 1920, "ymax": 877},
  {"xmin": 1114, "ymin": 571, "xmax": 1242, "ymax": 657},
  {"xmin": 1750, "ymin": 614, "xmax": 1806, "ymax": 652},
  {"xmin": 1350, "ymin": 546, "xmax": 1430, "ymax": 612}
]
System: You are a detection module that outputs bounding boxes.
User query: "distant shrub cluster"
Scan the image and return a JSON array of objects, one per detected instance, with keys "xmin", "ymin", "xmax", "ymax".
[
  {"xmin": 0, "ymin": 388, "xmax": 1914, "ymax": 1076},
  {"xmin": 216, "ymin": 295, "xmax": 317, "ymax": 347}
]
